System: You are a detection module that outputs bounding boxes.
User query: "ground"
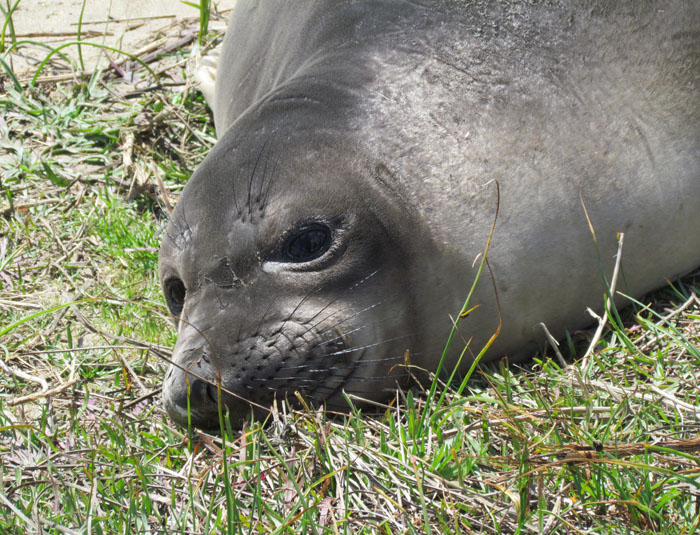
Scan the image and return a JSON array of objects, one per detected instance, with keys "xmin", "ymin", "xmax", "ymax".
[{"xmin": 9, "ymin": 0, "xmax": 236, "ymax": 71}]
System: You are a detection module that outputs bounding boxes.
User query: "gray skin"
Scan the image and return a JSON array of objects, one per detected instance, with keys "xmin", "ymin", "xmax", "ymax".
[{"xmin": 159, "ymin": 0, "xmax": 700, "ymax": 429}]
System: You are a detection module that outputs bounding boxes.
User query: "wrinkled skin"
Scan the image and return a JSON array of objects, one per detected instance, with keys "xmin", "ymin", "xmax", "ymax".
[{"xmin": 158, "ymin": 0, "xmax": 700, "ymax": 429}]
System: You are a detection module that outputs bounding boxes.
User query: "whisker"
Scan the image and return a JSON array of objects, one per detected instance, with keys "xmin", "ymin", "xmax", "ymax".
[
  {"xmin": 255, "ymin": 294, "xmax": 280, "ymax": 335},
  {"xmin": 164, "ymin": 211, "xmax": 192, "ymax": 251},
  {"xmin": 247, "ymin": 136, "xmax": 270, "ymax": 217},
  {"xmin": 258, "ymin": 134, "xmax": 279, "ymax": 214},
  {"xmin": 321, "ymin": 334, "xmax": 414, "ymax": 358},
  {"xmin": 315, "ymin": 301, "xmax": 391, "ymax": 338},
  {"xmin": 303, "ymin": 269, "xmax": 382, "ymax": 328}
]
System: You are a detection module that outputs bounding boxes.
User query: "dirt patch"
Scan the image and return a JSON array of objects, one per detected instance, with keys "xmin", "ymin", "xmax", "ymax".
[{"xmin": 4, "ymin": 0, "xmax": 236, "ymax": 75}]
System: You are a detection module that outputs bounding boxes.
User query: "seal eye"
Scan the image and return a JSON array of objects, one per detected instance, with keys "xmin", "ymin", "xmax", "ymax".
[
  {"xmin": 164, "ymin": 278, "xmax": 186, "ymax": 316},
  {"xmin": 286, "ymin": 224, "xmax": 331, "ymax": 262}
]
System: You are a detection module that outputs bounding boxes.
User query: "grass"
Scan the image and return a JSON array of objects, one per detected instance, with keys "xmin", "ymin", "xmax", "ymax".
[{"xmin": 1, "ymin": 3, "xmax": 699, "ymax": 534}]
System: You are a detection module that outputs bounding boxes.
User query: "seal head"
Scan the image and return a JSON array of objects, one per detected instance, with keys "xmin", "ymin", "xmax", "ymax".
[{"xmin": 159, "ymin": 96, "xmax": 437, "ymax": 427}]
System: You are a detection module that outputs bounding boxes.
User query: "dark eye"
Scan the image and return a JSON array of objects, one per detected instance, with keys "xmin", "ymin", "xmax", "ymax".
[
  {"xmin": 164, "ymin": 278, "xmax": 186, "ymax": 316},
  {"xmin": 286, "ymin": 224, "xmax": 332, "ymax": 262}
]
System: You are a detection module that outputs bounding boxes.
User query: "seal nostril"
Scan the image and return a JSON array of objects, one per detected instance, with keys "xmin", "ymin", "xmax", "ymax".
[{"xmin": 205, "ymin": 384, "xmax": 219, "ymax": 405}]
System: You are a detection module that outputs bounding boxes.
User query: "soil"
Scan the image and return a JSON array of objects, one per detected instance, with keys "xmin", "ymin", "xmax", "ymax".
[{"xmin": 4, "ymin": 0, "xmax": 236, "ymax": 74}]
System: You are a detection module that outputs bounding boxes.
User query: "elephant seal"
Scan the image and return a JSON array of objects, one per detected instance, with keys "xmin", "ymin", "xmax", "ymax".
[{"xmin": 159, "ymin": 0, "xmax": 700, "ymax": 428}]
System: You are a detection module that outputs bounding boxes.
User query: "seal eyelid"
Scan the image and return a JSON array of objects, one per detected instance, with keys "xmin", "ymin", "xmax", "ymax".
[
  {"xmin": 164, "ymin": 277, "xmax": 187, "ymax": 316},
  {"xmin": 285, "ymin": 223, "xmax": 332, "ymax": 263}
]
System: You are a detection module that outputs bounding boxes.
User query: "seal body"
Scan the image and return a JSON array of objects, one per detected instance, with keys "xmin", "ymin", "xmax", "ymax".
[{"xmin": 159, "ymin": 0, "xmax": 700, "ymax": 428}]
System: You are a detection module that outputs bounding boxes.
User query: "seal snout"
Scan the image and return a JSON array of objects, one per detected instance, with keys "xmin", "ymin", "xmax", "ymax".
[
  {"xmin": 162, "ymin": 320, "xmax": 354, "ymax": 428},
  {"xmin": 164, "ymin": 373, "xmax": 217, "ymax": 418},
  {"xmin": 162, "ymin": 345, "xmax": 226, "ymax": 428}
]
